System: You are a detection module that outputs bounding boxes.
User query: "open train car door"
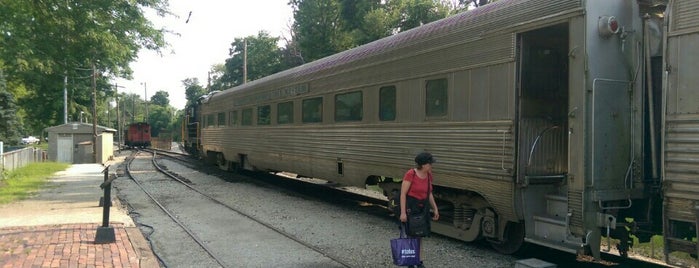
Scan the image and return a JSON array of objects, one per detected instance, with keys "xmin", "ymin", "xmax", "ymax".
[
  {"xmin": 662, "ymin": 0, "xmax": 699, "ymax": 263},
  {"xmin": 515, "ymin": 22, "xmax": 572, "ymax": 249}
]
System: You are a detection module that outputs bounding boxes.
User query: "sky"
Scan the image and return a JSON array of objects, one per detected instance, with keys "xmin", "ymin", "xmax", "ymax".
[{"xmin": 114, "ymin": 0, "xmax": 294, "ymax": 110}]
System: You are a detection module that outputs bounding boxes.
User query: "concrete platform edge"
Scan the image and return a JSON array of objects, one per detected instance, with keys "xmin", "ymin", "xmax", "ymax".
[{"xmin": 125, "ymin": 226, "xmax": 159, "ymax": 267}]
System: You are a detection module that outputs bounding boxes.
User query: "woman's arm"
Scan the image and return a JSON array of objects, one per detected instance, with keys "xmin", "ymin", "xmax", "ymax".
[
  {"xmin": 429, "ymin": 191, "xmax": 439, "ymax": 221},
  {"xmin": 399, "ymin": 179, "xmax": 411, "ymax": 222}
]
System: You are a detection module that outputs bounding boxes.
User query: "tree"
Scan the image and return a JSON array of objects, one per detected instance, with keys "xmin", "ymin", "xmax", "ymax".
[
  {"xmin": 151, "ymin": 91, "xmax": 170, "ymax": 107},
  {"xmin": 0, "ymin": 67, "xmax": 23, "ymax": 145},
  {"xmin": 287, "ymin": 0, "xmax": 455, "ymax": 63},
  {"xmin": 183, "ymin": 78, "xmax": 207, "ymax": 107},
  {"xmin": 219, "ymin": 31, "xmax": 286, "ymax": 87},
  {"xmin": 147, "ymin": 105, "xmax": 172, "ymax": 137},
  {"xmin": 0, "ymin": 0, "xmax": 170, "ymax": 135},
  {"xmin": 169, "ymin": 109, "xmax": 185, "ymax": 141},
  {"xmin": 289, "ymin": 0, "xmax": 354, "ymax": 62},
  {"xmin": 388, "ymin": 0, "xmax": 452, "ymax": 32},
  {"xmin": 119, "ymin": 93, "xmax": 147, "ymax": 124},
  {"xmin": 206, "ymin": 64, "xmax": 227, "ymax": 92},
  {"xmin": 339, "ymin": 0, "xmax": 385, "ymax": 45}
]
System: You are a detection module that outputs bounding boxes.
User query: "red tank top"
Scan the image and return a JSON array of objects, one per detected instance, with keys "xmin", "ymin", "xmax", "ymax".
[{"xmin": 403, "ymin": 168, "xmax": 432, "ymax": 200}]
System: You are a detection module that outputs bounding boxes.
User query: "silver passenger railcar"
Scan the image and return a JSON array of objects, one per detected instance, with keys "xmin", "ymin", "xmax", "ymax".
[{"xmin": 197, "ymin": 0, "xmax": 698, "ymax": 265}]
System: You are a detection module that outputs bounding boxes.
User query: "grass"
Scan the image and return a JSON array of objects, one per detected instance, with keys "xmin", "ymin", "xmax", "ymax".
[
  {"xmin": 0, "ymin": 162, "xmax": 69, "ymax": 204},
  {"xmin": 602, "ymin": 233, "xmax": 698, "ymax": 266}
]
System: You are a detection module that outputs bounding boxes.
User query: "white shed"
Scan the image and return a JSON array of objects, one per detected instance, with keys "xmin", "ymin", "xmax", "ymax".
[{"xmin": 44, "ymin": 122, "xmax": 117, "ymax": 164}]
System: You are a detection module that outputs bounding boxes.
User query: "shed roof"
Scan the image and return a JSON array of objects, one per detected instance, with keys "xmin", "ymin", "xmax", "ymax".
[{"xmin": 44, "ymin": 122, "xmax": 117, "ymax": 134}]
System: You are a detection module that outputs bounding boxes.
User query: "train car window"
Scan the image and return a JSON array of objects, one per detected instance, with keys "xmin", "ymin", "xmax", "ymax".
[
  {"xmin": 229, "ymin": 111, "xmax": 238, "ymax": 126},
  {"xmin": 425, "ymin": 78, "xmax": 448, "ymax": 117},
  {"xmin": 379, "ymin": 86, "xmax": 396, "ymax": 121},
  {"xmin": 302, "ymin": 97, "xmax": 323, "ymax": 123},
  {"xmin": 277, "ymin": 101, "xmax": 294, "ymax": 124},
  {"xmin": 217, "ymin": 112, "xmax": 225, "ymax": 126},
  {"xmin": 242, "ymin": 108, "xmax": 253, "ymax": 126},
  {"xmin": 206, "ymin": 114, "xmax": 214, "ymax": 128},
  {"xmin": 335, "ymin": 91, "xmax": 363, "ymax": 122},
  {"xmin": 257, "ymin": 105, "xmax": 271, "ymax": 125}
]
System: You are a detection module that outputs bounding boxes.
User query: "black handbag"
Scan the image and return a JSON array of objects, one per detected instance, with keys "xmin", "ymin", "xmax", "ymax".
[{"xmin": 405, "ymin": 171, "xmax": 432, "ymax": 237}]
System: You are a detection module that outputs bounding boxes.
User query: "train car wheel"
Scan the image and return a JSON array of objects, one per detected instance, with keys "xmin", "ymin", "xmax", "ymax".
[{"xmin": 489, "ymin": 221, "xmax": 525, "ymax": 255}]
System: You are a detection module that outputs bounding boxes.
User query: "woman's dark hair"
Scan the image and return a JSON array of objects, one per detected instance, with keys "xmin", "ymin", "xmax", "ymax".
[{"xmin": 414, "ymin": 152, "xmax": 435, "ymax": 167}]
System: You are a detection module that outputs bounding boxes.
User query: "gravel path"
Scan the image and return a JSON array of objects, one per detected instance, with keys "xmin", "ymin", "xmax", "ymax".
[{"xmin": 112, "ymin": 152, "xmax": 517, "ymax": 267}]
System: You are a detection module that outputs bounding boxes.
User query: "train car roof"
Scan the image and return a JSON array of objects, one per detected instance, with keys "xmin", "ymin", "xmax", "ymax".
[{"xmin": 208, "ymin": 0, "xmax": 584, "ymax": 102}]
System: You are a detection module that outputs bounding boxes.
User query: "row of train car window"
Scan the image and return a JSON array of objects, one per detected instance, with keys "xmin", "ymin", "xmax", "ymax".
[{"xmin": 204, "ymin": 77, "xmax": 448, "ymax": 127}]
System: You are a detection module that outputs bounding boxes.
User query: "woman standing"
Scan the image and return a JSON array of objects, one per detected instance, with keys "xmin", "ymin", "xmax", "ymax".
[{"xmin": 399, "ymin": 152, "xmax": 440, "ymax": 268}]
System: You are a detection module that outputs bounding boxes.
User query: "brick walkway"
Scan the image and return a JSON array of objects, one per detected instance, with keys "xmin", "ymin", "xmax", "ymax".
[{"xmin": 0, "ymin": 223, "xmax": 140, "ymax": 268}]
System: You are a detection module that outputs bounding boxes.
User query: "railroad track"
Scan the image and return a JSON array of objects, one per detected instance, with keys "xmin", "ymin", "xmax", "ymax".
[
  {"xmin": 124, "ymin": 150, "xmax": 353, "ymax": 268},
  {"xmin": 126, "ymin": 148, "xmax": 668, "ymax": 268},
  {"xmin": 147, "ymin": 148, "xmax": 390, "ymax": 209}
]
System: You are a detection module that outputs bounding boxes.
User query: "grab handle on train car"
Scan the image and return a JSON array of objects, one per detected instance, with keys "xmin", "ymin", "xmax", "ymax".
[
  {"xmin": 499, "ymin": 129, "xmax": 511, "ymax": 171},
  {"xmin": 598, "ymin": 199, "xmax": 632, "ymax": 210}
]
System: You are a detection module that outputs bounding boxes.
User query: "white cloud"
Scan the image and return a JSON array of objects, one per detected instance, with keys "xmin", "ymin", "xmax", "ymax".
[{"xmin": 115, "ymin": 0, "xmax": 293, "ymax": 110}]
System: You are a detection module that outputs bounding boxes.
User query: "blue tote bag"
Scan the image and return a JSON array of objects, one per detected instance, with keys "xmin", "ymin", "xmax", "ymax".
[{"xmin": 390, "ymin": 224, "xmax": 421, "ymax": 266}]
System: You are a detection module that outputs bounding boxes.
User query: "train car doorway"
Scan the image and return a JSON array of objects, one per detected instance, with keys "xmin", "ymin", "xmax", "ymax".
[
  {"xmin": 517, "ymin": 23, "xmax": 569, "ymax": 186},
  {"xmin": 515, "ymin": 23, "xmax": 570, "ymax": 240}
]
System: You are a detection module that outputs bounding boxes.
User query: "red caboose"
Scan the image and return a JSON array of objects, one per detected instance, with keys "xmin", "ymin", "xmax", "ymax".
[{"xmin": 124, "ymin": 122, "xmax": 151, "ymax": 148}]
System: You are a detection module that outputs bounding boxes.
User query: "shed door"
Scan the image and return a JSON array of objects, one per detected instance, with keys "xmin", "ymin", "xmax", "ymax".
[{"xmin": 57, "ymin": 135, "xmax": 73, "ymax": 163}]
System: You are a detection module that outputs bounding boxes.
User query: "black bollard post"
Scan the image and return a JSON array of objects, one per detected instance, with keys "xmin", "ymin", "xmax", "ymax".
[
  {"xmin": 98, "ymin": 167, "xmax": 106, "ymax": 207},
  {"xmin": 95, "ymin": 166, "xmax": 116, "ymax": 244}
]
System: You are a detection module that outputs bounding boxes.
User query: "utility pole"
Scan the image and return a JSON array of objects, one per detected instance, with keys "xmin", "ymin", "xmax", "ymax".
[
  {"xmin": 92, "ymin": 63, "xmax": 97, "ymax": 163},
  {"xmin": 142, "ymin": 82, "xmax": 148, "ymax": 122},
  {"xmin": 113, "ymin": 83, "xmax": 125, "ymax": 150},
  {"xmin": 243, "ymin": 38, "xmax": 247, "ymax": 84},
  {"xmin": 131, "ymin": 94, "xmax": 135, "ymax": 124},
  {"xmin": 64, "ymin": 70, "xmax": 68, "ymax": 124}
]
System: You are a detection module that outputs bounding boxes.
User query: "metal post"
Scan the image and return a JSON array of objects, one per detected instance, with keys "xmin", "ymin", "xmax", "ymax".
[
  {"xmin": 64, "ymin": 73, "xmax": 68, "ymax": 124},
  {"xmin": 92, "ymin": 63, "xmax": 97, "ymax": 163},
  {"xmin": 95, "ymin": 166, "xmax": 116, "ymax": 243},
  {"xmin": 113, "ymin": 83, "xmax": 124, "ymax": 151},
  {"xmin": 101, "ymin": 169, "xmax": 111, "ymax": 226},
  {"xmin": 243, "ymin": 38, "xmax": 248, "ymax": 84},
  {"xmin": 142, "ymin": 82, "xmax": 148, "ymax": 122}
]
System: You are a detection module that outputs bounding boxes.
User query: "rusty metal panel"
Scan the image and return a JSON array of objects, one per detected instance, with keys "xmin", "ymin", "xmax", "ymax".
[
  {"xmin": 664, "ymin": 196, "xmax": 697, "ymax": 220},
  {"xmin": 664, "ymin": 117, "xmax": 699, "ymax": 222},
  {"xmin": 663, "ymin": 0, "xmax": 699, "ymax": 225},
  {"xmin": 670, "ymin": 0, "xmax": 699, "ymax": 33},
  {"xmin": 568, "ymin": 190, "xmax": 584, "ymax": 235}
]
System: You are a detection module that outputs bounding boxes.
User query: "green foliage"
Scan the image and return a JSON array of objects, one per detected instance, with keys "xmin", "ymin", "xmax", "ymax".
[
  {"xmin": 0, "ymin": 0, "xmax": 170, "ymax": 135},
  {"xmin": 183, "ymin": 78, "xmax": 207, "ymax": 107},
  {"xmin": 0, "ymin": 162, "xmax": 70, "ymax": 204},
  {"xmin": 206, "ymin": 64, "xmax": 228, "ymax": 92},
  {"xmin": 119, "ymin": 93, "xmax": 147, "ymax": 125},
  {"xmin": 390, "ymin": 0, "xmax": 452, "ymax": 31},
  {"xmin": 147, "ymin": 105, "xmax": 173, "ymax": 137},
  {"xmin": 290, "ymin": 0, "xmax": 353, "ymax": 62},
  {"xmin": 0, "ymin": 68, "xmax": 23, "ymax": 145},
  {"xmin": 219, "ymin": 31, "xmax": 287, "ymax": 87},
  {"xmin": 288, "ymin": 0, "xmax": 462, "ymax": 63},
  {"xmin": 169, "ymin": 109, "xmax": 185, "ymax": 141},
  {"xmin": 151, "ymin": 90, "xmax": 170, "ymax": 107}
]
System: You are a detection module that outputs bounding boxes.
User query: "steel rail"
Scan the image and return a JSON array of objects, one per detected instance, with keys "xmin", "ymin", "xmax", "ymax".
[
  {"xmin": 147, "ymin": 149, "xmax": 353, "ymax": 268},
  {"xmin": 126, "ymin": 151, "xmax": 229, "ymax": 268}
]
